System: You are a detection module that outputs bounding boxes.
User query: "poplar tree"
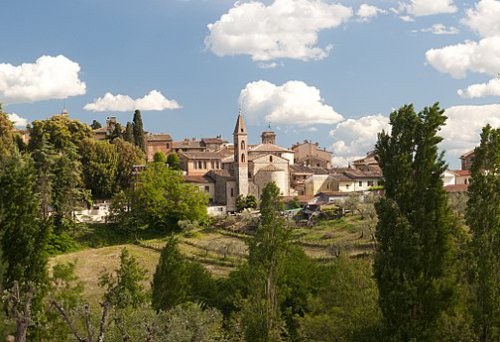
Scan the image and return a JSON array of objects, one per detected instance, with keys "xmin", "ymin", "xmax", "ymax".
[
  {"xmin": 243, "ymin": 182, "xmax": 288, "ymax": 341},
  {"xmin": 124, "ymin": 121, "xmax": 134, "ymax": 144},
  {"xmin": 0, "ymin": 105, "xmax": 15, "ymax": 157},
  {"xmin": 374, "ymin": 103, "xmax": 457, "ymax": 340},
  {"xmin": 466, "ymin": 125, "xmax": 500, "ymax": 341},
  {"xmin": 132, "ymin": 110, "xmax": 146, "ymax": 152}
]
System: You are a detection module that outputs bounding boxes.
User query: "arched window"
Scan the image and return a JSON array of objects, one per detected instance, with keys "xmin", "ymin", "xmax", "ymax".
[
  {"xmin": 230, "ymin": 188, "xmax": 234, "ymax": 197},
  {"xmin": 270, "ymin": 156, "xmax": 273, "ymax": 162},
  {"xmin": 241, "ymin": 140, "xmax": 245, "ymax": 150},
  {"xmin": 241, "ymin": 153, "xmax": 245, "ymax": 163}
]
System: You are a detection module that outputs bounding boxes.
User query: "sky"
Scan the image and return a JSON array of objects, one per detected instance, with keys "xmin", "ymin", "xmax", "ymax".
[{"xmin": 1, "ymin": 0, "xmax": 500, "ymax": 168}]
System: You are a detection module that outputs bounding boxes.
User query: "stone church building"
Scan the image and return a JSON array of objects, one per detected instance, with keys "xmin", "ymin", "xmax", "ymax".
[{"xmin": 185, "ymin": 113, "xmax": 294, "ymax": 211}]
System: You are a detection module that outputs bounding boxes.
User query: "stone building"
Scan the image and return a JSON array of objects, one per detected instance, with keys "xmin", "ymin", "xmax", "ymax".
[{"xmin": 291, "ymin": 140, "xmax": 332, "ymax": 168}]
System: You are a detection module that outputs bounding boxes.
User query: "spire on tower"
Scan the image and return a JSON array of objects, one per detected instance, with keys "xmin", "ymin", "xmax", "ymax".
[{"xmin": 233, "ymin": 111, "xmax": 247, "ymax": 135}]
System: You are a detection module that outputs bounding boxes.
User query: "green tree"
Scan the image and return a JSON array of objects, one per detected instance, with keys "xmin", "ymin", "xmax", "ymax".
[
  {"xmin": 242, "ymin": 182, "xmax": 289, "ymax": 341},
  {"xmin": 300, "ymin": 257, "xmax": 383, "ymax": 341},
  {"xmin": 113, "ymin": 138, "xmax": 145, "ymax": 190},
  {"xmin": 90, "ymin": 120, "xmax": 102, "ymax": 129},
  {"xmin": 134, "ymin": 162, "xmax": 208, "ymax": 230},
  {"xmin": 153, "ymin": 151, "xmax": 166, "ymax": 163},
  {"xmin": 80, "ymin": 138, "xmax": 119, "ymax": 198},
  {"xmin": 166, "ymin": 152, "xmax": 181, "ymax": 170},
  {"xmin": 0, "ymin": 104, "xmax": 15, "ymax": 157},
  {"xmin": 99, "ymin": 248, "xmax": 148, "ymax": 309},
  {"xmin": 124, "ymin": 121, "xmax": 134, "ymax": 144},
  {"xmin": 466, "ymin": 125, "xmax": 500, "ymax": 341},
  {"xmin": 374, "ymin": 103, "xmax": 458, "ymax": 340},
  {"xmin": 133, "ymin": 109, "xmax": 146, "ymax": 152},
  {"xmin": 152, "ymin": 237, "xmax": 190, "ymax": 311},
  {"xmin": 0, "ymin": 152, "xmax": 49, "ymax": 288},
  {"xmin": 109, "ymin": 121, "xmax": 123, "ymax": 141}
]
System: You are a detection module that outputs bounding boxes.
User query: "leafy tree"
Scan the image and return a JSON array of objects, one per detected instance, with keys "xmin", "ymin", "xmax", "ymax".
[
  {"xmin": 124, "ymin": 121, "xmax": 135, "ymax": 144},
  {"xmin": 236, "ymin": 194, "xmax": 259, "ymax": 212},
  {"xmin": 152, "ymin": 237, "xmax": 217, "ymax": 311},
  {"xmin": 90, "ymin": 120, "xmax": 102, "ymax": 129},
  {"xmin": 99, "ymin": 248, "xmax": 148, "ymax": 309},
  {"xmin": 109, "ymin": 121, "xmax": 123, "ymax": 141},
  {"xmin": 300, "ymin": 257, "xmax": 383, "ymax": 341},
  {"xmin": 133, "ymin": 109, "xmax": 146, "ymax": 152},
  {"xmin": 153, "ymin": 151, "xmax": 166, "ymax": 163},
  {"xmin": 113, "ymin": 138, "xmax": 145, "ymax": 190},
  {"xmin": 242, "ymin": 182, "xmax": 289, "ymax": 341},
  {"xmin": 134, "ymin": 162, "xmax": 208, "ymax": 230},
  {"xmin": 0, "ymin": 152, "xmax": 49, "ymax": 288},
  {"xmin": 80, "ymin": 138, "xmax": 119, "ymax": 198},
  {"xmin": 466, "ymin": 125, "xmax": 500, "ymax": 341},
  {"xmin": 374, "ymin": 103, "xmax": 458, "ymax": 340},
  {"xmin": 166, "ymin": 152, "xmax": 181, "ymax": 170},
  {"xmin": 152, "ymin": 237, "xmax": 190, "ymax": 311},
  {"xmin": 0, "ymin": 104, "xmax": 15, "ymax": 157},
  {"xmin": 285, "ymin": 197, "xmax": 301, "ymax": 209}
]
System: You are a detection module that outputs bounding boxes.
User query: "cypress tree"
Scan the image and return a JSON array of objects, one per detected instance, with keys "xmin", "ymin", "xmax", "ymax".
[
  {"xmin": 374, "ymin": 103, "xmax": 457, "ymax": 340},
  {"xmin": 132, "ymin": 110, "xmax": 146, "ymax": 152},
  {"xmin": 90, "ymin": 120, "xmax": 102, "ymax": 129},
  {"xmin": 466, "ymin": 125, "xmax": 500, "ymax": 341},
  {"xmin": 124, "ymin": 122, "xmax": 134, "ymax": 144}
]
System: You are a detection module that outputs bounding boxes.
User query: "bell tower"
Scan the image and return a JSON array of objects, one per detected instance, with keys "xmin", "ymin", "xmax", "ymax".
[{"xmin": 233, "ymin": 111, "xmax": 248, "ymax": 197}]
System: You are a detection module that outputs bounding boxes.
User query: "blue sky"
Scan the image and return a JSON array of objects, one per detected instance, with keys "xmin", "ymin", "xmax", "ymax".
[{"xmin": 2, "ymin": 0, "xmax": 500, "ymax": 168}]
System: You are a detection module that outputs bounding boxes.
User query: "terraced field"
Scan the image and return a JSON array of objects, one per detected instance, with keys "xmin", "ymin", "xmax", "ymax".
[{"xmin": 50, "ymin": 214, "xmax": 375, "ymax": 303}]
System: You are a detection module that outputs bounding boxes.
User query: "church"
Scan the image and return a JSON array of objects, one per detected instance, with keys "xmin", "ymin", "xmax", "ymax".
[{"xmin": 182, "ymin": 113, "xmax": 294, "ymax": 211}]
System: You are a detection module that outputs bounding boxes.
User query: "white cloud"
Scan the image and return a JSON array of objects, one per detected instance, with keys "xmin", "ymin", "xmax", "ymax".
[
  {"xmin": 425, "ymin": 36, "xmax": 500, "ymax": 78},
  {"xmin": 239, "ymin": 80, "xmax": 343, "ymax": 126},
  {"xmin": 462, "ymin": 0, "xmax": 500, "ymax": 38},
  {"xmin": 0, "ymin": 55, "xmax": 86, "ymax": 103},
  {"xmin": 326, "ymin": 105, "xmax": 500, "ymax": 164},
  {"xmin": 357, "ymin": 4, "xmax": 386, "ymax": 21},
  {"xmin": 329, "ymin": 114, "xmax": 390, "ymax": 159},
  {"xmin": 400, "ymin": 15, "xmax": 415, "ymax": 22},
  {"xmin": 7, "ymin": 113, "xmax": 28, "ymax": 127},
  {"xmin": 458, "ymin": 78, "xmax": 500, "ymax": 98},
  {"xmin": 406, "ymin": 0, "xmax": 457, "ymax": 16},
  {"xmin": 205, "ymin": 0, "xmax": 353, "ymax": 62},
  {"xmin": 441, "ymin": 104, "xmax": 500, "ymax": 158},
  {"xmin": 416, "ymin": 23, "xmax": 459, "ymax": 35},
  {"xmin": 84, "ymin": 90, "xmax": 181, "ymax": 112}
]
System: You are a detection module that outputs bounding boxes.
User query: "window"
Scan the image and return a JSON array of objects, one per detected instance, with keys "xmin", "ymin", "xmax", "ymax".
[
  {"xmin": 270, "ymin": 156, "xmax": 273, "ymax": 162},
  {"xmin": 367, "ymin": 180, "xmax": 374, "ymax": 187},
  {"xmin": 203, "ymin": 161, "xmax": 207, "ymax": 169},
  {"xmin": 346, "ymin": 184, "xmax": 350, "ymax": 189},
  {"xmin": 241, "ymin": 154, "xmax": 245, "ymax": 163},
  {"xmin": 358, "ymin": 181, "xmax": 363, "ymax": 187},
  {"xmin": 230, "ymin": 188, "xmax": 234, "ymax": 197},
  {"xmin": 241, "ymin": 140, "xmax": 245, "ymax": 150},
  {"xmin": 211, "ymin": 161, "xmax": 214, "ymax": 169},
  {"xmin": 204, "ymin": 186, "xmax": 210, "ymax": 192},
  {"xmin": 166, "ymin": 143, "xmax": 170, "ymax": 148},
  {"xmin": 198, "ymin": 161, "xmax": 202, "ymax": 169}
]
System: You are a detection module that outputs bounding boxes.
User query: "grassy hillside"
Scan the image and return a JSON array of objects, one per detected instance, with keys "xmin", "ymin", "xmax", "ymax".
[{"xmin": 50, "ymin": 214, "xmax": 375, "ymax": 303}]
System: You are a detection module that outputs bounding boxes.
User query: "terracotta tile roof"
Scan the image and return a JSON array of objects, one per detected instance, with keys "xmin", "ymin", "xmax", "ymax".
[
  {"xmin": 147, "ymin": 133, "xmax": 172, "ymax": 141},
  {"xmin": 258, "ymin": 165, "xmax": 285, "ymax": 172},
  {"xmin": 178, "ymin": 151, "xmax": 223, "ymax": 160},
  {"xmin": 452, "ymin": 169, "xmax": 472, "ymax": 176},
  {"xmin": 282, "ymin": 195, "xmax": 315, "ymax": 204},
  {"xmin": 173, "ymin": 140, "xmax": 202, "ymax": 148},
  {"xmin": 290, "ymin": 165, "xmax": 329, "ymax": 174},
  {"xmin": 208, "ymin": 169, "xmax": 234, "ymax": 180},
  {"xmin": 316, "ymin": 191, "xmax": 352, "ymax": 196},
  {"xmin": 184, "ymin": 175, "xmax": 213, "ymax": 184},
  {"xmin": 201, "ymin": 138, "xmax": 228, "ymax": 144},
  {"xmin": 460, "ymin": 149, "xmax": 475, "ymax": 159},
  {"xmin": 249, "ymin": 143, "xmax": 292, "ymax": 153},
  {"xmin": 444, "ymin": 184, "xmax": 469, "ymax": 192}
]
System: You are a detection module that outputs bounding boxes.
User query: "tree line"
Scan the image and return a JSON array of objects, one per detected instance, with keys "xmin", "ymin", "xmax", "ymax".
[{"xmin": 2, "ymin": 102, "xmax": 500, "ymax": 341}]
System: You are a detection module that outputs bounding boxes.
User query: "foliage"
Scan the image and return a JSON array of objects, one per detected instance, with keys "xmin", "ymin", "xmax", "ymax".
[
  {"xmin": 99, "ymin": 248, "xmax": 148, "ymax": 309},
  {"xmin": 300, "ymin": 257, "xmax": 383, "ymax": 341},
  {"xmin": 167, "ymin": 152, "xmax": 181, "ymax": 170},
  {"xmin": 80, "ymin": 138, "xmax": 119, "ymax": 198},
  {"xmin": 0, "ymin": 104, "xmax": 15, "ymax": 157},
  {"xmin": 0, "ymin": 152, "xmax": 49, "ymax": 289},
  {"xmin": 236, "ymin": 194, "xmax": 259, "ymax": 212},
  {"xmin": 90, "ymin": 120, "xmax": 102, "ymax": 129},
  {"xmin": 124, "ymin": 121, "xmax": 134, "ymax": 144},
  {"xmin": 242, "ymin": 182, "xmax": 289, "ymax": 341},
  {"xmin": 152, "ymin": 237, "xmax": 217, "ymax": 311},
  {"xmin": 466, "ymin": 125, "xmax": 500, "ymax": 341},
  {"xmin": 112, "ymin": 138, "xmax": 145, "ymax": 190},
  {"xmin": 132, "ymin": 162, "xmax": 209, "ymax": 231},
  {"xmin": 153, "ymin": 151, "xmax": 166, "ymax": 163},
  {"xmin": 374, "ymin": 103, "xmax": 459, "ymax": 340},
  {"xmin": 133, "ymin": 109, "xmax": 146, "ymax": 152},
  {"xmin": 109, "ymin": 122, "xmax": 123, "ymax": 141},
  {"xmin": 285, "ymin": 196, "xmax": 301, "ymax": 209}
]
